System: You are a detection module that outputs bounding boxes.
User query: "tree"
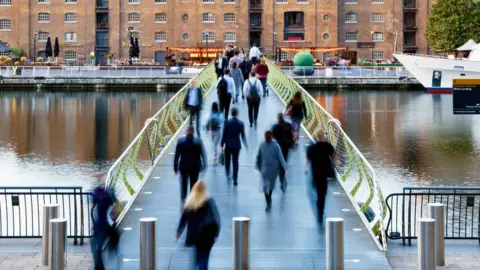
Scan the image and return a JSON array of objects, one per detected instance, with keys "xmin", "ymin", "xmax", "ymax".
[
  {"xmin": 11, "ymin": 47, "xmax": 24, "ymax": 57},
  {"xmin": 426, "ymin": 0, "xmax": 480, "ymax": 52}
]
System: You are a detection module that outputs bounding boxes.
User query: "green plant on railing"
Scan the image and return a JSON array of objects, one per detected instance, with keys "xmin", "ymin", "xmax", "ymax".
[
  {"xmin": 106, "ymin": 63, "xmax": 217, "ymax": 220},
  {"xmin": 267, "ymin": 60, "xmax": 387, "ymax": 251}
]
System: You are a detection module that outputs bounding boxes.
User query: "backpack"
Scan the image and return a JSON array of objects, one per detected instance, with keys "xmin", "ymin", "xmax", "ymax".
[
  {"xmin": 209, "ymin": 114, "xmax": 220, "ymax": 131},
  {"xmin": 217, "ymin": 75, "xmax": 228, "ymax": 98},
  {"xmin": 247, "ymin": 79, "xmax": 260, "ymax": 103},
  {"xmin": 282, "ymin": 123, "xmax": 295, "ymax": 147}
]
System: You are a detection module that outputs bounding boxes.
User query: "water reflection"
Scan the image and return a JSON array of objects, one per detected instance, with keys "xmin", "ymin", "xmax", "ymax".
[
  {"xmin": 309, "ymin": 90, "xmax": 480, "ymax": 193},
  {"xmin": 0, "ymin": 91, "xmax": 174, "ymax": 188}
]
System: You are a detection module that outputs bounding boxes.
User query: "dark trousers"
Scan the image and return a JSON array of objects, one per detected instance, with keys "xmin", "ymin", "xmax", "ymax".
[
  {"xmin": 313, "ymin": 176, "xmax": 328, "ymax": 218},
  {"xmin": 225, "ymin": 147, "xmax": 240, "ymax": 182},
  {"xmin": 194, "ymin": 243, "xmax": 213, "ymax": 270},
  {"xmin": 91, "ymin": 225, "xmax": 109, "ymax": 270},
  {"xmin": 251, "ymin": 57, "xmax": 258, "ymax": 65},
  {"xmin": 247, "ymin": 100, "xmax": 260, "ymax": 125},
  {"xmin": 180, "ymin": 169, "xmax": 200, "ymax": 201},
  {"xmin": 279, "ymin": 146, "xmax": 289, "ymax": 188},
  {"xmin": 189, "ymin": 107, "xmax": 201, "ymax": 137},
  {"xmin": 219, "ymin": 94, "xmax": 232, "ymax": 120},
  {"xmin": 259, "ymin": 77, "xmax": 268, "ymax": 96}
]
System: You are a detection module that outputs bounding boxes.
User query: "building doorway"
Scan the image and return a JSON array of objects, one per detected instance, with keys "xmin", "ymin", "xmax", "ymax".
[
  {"xmin": 348, "ymin": 51, "xmax": 358, "ymax": 65},
  {"xmin": 155, "ymin": 51, "xmax": 166, "ymax": 65},
  {"xmin": 96, "ymin": 50, "xmax": 108, "ymax": 65},
  {"xmin": 249, "ymin": 32, "xmax": 261, "ymax": 48}
]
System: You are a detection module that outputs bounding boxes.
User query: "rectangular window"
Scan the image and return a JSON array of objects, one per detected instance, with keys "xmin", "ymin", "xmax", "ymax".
[
  {"xmin": 128, "ymin": 13, "xmax": 140, "ymax": 23},
  {"xmin": 64, "ymin": 32, "xmax": 77, "ymax": 42},
  {"xmin": 223, "ymin": 32, "xmax": 236, "ymax": 42},
  {"xmin": 38, "ymin": 0, "xmax": 50, "ymax": 3},
  {"xmin": 65, "ymin": 13, "xmax": 77, "ymax": 23},
  {"xmin": 64, "ymin": 51, "xmax": 77, "ymax": 61},
  {"xmin": 345, "ymin": 31, "xmax": 357, "ymax": 42},
  {"xmin": 38, "ymin": 13, "xmax": 50, "ymax": 23},
  {"xmin": 38, "ymin": 31, "xmax": 50, "ymax": 41},
  {"xmin": 96, "ymin": 32, "xmax": 108, "ymax": 46},
  {"xmin": 297, "ymin": 0, "xmax": 308, "ymax": 3},
  {"xmin": 345, "ymin": 0, "xmax": 357, "ymax": 3},
  {"xmin": 0, "ymin": 19, "xmax": 11, "ymax": 31},
  {"xmin": 130, "ymin": 32, "xmax": 140, "ymax": 40},
  {"xmin": 372, "ymin": 31, "xmax": 384, "ymax": 41},
  {"xmin": 129, "ymin": 0, "xmax": 140, "ymax": 3},
  {"xmin": 155, "ymin": 32, "xmax": 167, "ymax": 42},
  {"xmin": 65, "ymin": 0, "xmax": 77, "ymax": 3},
  {"xmin": 372, "ymin": 51, "xmax": 384, "ymax": 59},
  {"xmin": 202, "ymin": 13, "xmax": 215, "ymax": 23},
  {"xmin": 276, "ymin": 0, "xmax": 287, "ymax": 3},
  {"xmin": 345, "ymin": 12, "xmax": 357, "ymax": 23},
  {"xmin": 155, "ymin": 13, "xmax": 166, "ymax": 23},
  {"xmin": 224, "ymin": 13, "xmax": 235, "ymax": 23},
  {"xmin": 0, "ymin": 51, "xmax": 11, "ymax": 56},
  {"xmin": 224, "ymin": 0, "xmax": 235, "ymax": 3},
  {"xmin": 202, "ymin": 0, "xmax": 214, "ymax": 3},
  {"xmin": 371, "ymin": 13, "xmax": 384, "ymax": 22},
  {"xmin": 202, "ymin": 32, "xmax": 215, "ymax": 42},
  {"xmin": 155, "ymin": 0, "xmax": 167, "ymax": 3},
  {"xmin": 372, "ymin": 0, "xmax": 383, "ymax": 3},
  {"xmin": 0, "ymin": 0, "xmax": 12, "ymax": 5},
  {"xmin": 280, "ymin": 51, "xmax": 288, "ymax": 60}
]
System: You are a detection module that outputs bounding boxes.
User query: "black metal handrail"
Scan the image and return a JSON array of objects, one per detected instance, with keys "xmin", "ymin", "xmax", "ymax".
[{"xmin": 385, "ymin": 186, "xmax": 480, "ymax": 246}]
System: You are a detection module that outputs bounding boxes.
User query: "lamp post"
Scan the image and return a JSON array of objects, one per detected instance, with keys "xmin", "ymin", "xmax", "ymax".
[
  {"xmin": 33, "ymin": 30, "xmax": 38, "ymax": 65},
  {"xmin": 203, "ymin": 32, "xmax": 208, "ymax": 62}
]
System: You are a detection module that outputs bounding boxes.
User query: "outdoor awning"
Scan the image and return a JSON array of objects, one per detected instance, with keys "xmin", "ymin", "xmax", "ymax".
[
  {"xmin": 456, "ymin": 39, "xmax": 477, "ymax": 51},
  {"xmin": 0, "ymin": 41, "xmax": 11, "ymax": 53}
]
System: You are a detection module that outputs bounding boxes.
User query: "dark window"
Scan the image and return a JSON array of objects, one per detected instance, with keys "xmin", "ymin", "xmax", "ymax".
[
  {"xmin": 403, "ymin": 0, "xmax": 415, "ymax": 8},
  {"xmin": 250, "ymin": 13, "xmax": 261, "ymax": 27},
  {"xmin": 96, "ymin": 13, "xmax": 108, "ymax": 28},
  {"xmin": 284, "ymin": 12, "xmax": 304, "ymax": 28},
  {"xmin": 96, "ymin": 32, "xmax": 109, "ymax": 47},
  {"xmin": 404, "ymin": 12, "xmax": 416, "ymax": 27},
  {"xmin": 249, "ymin": 0, "xmax": 261, "ymax": 8},
  {"xmin": 404, "ymin": 32, "xmax": 416, "ymax": 47}
]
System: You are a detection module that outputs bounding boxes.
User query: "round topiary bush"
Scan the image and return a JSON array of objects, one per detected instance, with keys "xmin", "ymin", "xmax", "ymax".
[{"xmin": 293, "ymin": 51, "xmax": 314, "ymax": 67}]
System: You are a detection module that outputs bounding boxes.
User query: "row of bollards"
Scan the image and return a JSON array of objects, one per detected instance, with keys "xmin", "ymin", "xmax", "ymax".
[{"xmin": 41, "ymin": 204, "xmax": 67, "ymax": 270}]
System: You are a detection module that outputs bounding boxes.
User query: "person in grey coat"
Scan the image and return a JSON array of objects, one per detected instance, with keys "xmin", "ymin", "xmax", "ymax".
[
  {"xmin": 231, "ymin": 62, "xmax": 244, "ymax": 102},
  {"xmin": 256, "ymin": 130, "xmax": 287, "ymax": 211}
]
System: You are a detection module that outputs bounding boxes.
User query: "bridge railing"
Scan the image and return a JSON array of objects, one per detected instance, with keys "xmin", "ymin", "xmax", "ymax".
[
  {"xmin": 105, "ymin": 63, "xmax": 217, "ymax": 224},
  {"xmin": 267, "ymin": 61, "xmax": 388, "ymax": 251},
  {"xmin": 280, "ymin": 66, "xmax": 412, "ymax": 78}
]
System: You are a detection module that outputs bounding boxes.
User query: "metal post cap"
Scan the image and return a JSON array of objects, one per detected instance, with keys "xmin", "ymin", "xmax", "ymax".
[
  {"xmin": 43, "ymin": 203, "xmax": 60, "ymax": 207},
  {"xmin": 428, "ymin": 203, "xmax": 444, "ymax": 207},
  {"xmin": 49, "ymin": 218, "xmax": 68, "ymax": 223},
  {"xmin": 233, "ymin": 217, "xmax": 250, "ymax": 221},
  {"xmin": 326, "ymin": 217, "xmax": 344, "ymax": 222},
  {"xmin": 140, "ymin": 217, "xmax": 157, "ymax": 222},
  {"xmin": 419, "ymin": 218, "xmax": 435, "ymax": 222}
]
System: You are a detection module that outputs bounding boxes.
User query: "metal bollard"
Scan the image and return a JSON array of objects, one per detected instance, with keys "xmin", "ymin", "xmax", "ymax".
[
  {"xmin": 418, "ymin": 218, "xmax": 436, "ymax": 270},
  {"xmin": 42, "ymin": 204, "xmax": 59, "ymax": 265},
  {"xmin": 326, "ymin": 218, "xmax": 344, "ymax": 270},
  {"xmin": 428, "ymin": 203, "xmax": 445, "ymax": 266},
  {"xmin": 49, "ymin": 218, "xmax": 67, "ymax": 270},
  {"xmin": 233, "ymin": 217, "xmax": 250, "ymax": 270},
  {"xmin": 140, "ymin": 217, "xmax": 157, "ymax": 270}
]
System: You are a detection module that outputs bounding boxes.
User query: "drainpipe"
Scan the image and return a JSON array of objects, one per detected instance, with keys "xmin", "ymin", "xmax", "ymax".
[
  {"xmin": 315, "ymin": 0, "xmax": 317, "ymax": 48},
  {"xmin": 272, "ymin": 0, "xmax": 275, "ymax": 57}
]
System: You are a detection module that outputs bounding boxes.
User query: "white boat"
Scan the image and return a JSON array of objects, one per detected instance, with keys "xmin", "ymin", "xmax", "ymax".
[{"xmin": 393, "ymin": 43, "xmax": 480, "ymax": 94}]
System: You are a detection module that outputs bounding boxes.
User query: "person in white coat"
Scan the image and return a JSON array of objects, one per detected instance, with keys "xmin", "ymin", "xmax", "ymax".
[
  {"xmin": 243, "ymin": 70, "xmax": 263, "ymax": 127},
  {"xmin": 249, "ymin": 44, "xmax": 261, "ymax": 65}
]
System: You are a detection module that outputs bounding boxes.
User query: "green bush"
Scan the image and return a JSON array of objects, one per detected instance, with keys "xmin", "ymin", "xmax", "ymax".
[{"xmin": 11, "ymin": 47, "xmax": 25, "ymax": 57}]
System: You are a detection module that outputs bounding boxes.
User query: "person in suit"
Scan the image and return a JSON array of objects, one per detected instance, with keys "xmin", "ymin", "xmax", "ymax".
[
  {"xmin": 174, "ymin": 126, "xmax": 208, "ymax": 202},
  {"xmin": 184, "ymin": 81, "xmax": 203, "ymax": 137},
  {"xmin": 214, "ymin": 52, "xmax": 228, "ymax": 78},
  {"xmin": 271, "ymin": 113, "xmax": 295, "ymax": 192},
  {"xmin": 220, "ymin": 107, "xmax": 248, "ymax": 186}
]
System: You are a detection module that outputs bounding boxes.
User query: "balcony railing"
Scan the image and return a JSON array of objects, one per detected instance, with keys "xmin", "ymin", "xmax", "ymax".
[
  {"xmin": 96, "ymin": 0, "xmax": 108, "ymax": 8},
  {"xmin": 96, "ymin": 20, "xmax": 108, "ymax": 29},
  {"xmin": 249, "ymin": 0, "xmax": 262, "ymax": 9}
]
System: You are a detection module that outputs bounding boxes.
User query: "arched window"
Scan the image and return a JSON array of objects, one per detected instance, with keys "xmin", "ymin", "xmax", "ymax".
[
  {"xmin": 202, "ymin": 13, "xmax": 215, "ymax": 23},
  {"xmin": 345, "ymin": 12, "xmax": 357, "ymax": 23},
  {"xmin": 128, "ymin": 13, "xmax": 140, "ymax": 23},
  {"xmin": 0, "ymin": 19, "xmax": 12, "ymax": 31},
  {"xmin": 372, "ymin": 31, "xmax": 384, "ymax": 41}
]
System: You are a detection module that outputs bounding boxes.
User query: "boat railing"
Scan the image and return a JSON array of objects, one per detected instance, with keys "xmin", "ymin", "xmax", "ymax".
[{"xmin": 402, "ymin": 53, "xmax": 469, "ymax": 61}]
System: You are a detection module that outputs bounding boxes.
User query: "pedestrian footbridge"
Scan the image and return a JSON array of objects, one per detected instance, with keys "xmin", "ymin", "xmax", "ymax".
[{"xmin": 105, "ymin": 62, "xmax": 390, "ymax": 269}]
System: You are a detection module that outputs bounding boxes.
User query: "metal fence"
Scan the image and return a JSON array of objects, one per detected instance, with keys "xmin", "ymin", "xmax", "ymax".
[
  {"xmin": 280, "ymin": 66, "xmax": 412, "ymax": 78},
  {"xmin": 0, "ymin": 66, "xmax": 205, "ymax": 78},
  {"xmin": 0, "ymin": 186, "xmax": 92, "ymax": 244},
  {"xmin": 105, "ymin": 63, "xmax": 217, "ymax": 224},
  {"xmin": 267, "ymin": 61, "xmax": 388, "ymax": 251},
  {"xmin": 385, "ymin": 186, "xmax": 480, "ymax": 246}
]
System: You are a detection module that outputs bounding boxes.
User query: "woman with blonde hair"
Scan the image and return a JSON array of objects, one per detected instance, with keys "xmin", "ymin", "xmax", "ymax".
[
  {"xmin": 286, "ymin": 91, "xmax": 308, "ymax": 145},
  {"xmin": 176, "ymin": 180, "xmax": 221, "ymax": 270}
]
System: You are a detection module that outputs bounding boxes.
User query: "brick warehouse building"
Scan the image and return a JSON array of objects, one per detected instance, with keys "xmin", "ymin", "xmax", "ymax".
[{"xmin": 0, "ymin": 0, "xmax": 430, "ymax": 64}]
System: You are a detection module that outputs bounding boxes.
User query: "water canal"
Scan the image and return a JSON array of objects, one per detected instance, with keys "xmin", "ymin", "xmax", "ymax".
[{"xmin": 0, "ymin": 89, "xmax": 479, "ymax": 193}]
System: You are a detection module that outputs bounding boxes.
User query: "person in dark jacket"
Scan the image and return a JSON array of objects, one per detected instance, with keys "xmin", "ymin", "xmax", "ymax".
[
  {"xmin": 286, "ymin": 91, "xmax": 308, "ymax": 145},
  {"xmin": 176, "ymin": 180, "xmax": 221, "ymax": 270},
  {"xmin": 184, "ymin": 81, "xmax": 203, "ymax": 137},
  {"xmin": 306, "ymin": 128, "xmax": 338, "ymax": 223},
  {"xmin": 220, "ymin": 107, "xmax": 248, "ymax": 186},
  {"xmin": 174, "ymin": 126, "xmax": 208, "ymax": 202},
  {"xmin": 215, "ymin": 52, "xmax": 228, "ymax": 78},
  {"xmin": 271, "ymin": 113, "xmax": 295, "ymax": 192}
]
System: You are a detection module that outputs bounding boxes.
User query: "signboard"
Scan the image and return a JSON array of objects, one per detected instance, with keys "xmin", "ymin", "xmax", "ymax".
[
  {"xmin": 357, "ymin": 42, "xmax": 375, "ymax": 48},
  {"xmin": 432, "ymin": 70, "xmax": 442, "ymax": 87},
  {"xmin": 453, "ymin": 79, "xmax": 480, "ymax": 114}
]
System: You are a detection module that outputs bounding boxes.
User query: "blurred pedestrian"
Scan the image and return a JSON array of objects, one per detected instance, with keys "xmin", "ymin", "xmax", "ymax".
[
  {"xmin": 174, "ymin": 126, "xmax": 208, "ymax": 202},
  {"xmin": 205, "ymin": 102, "xmax": 223, "ymax": 165},
  {"xmin": 184, "ymin": 81, "xmax": 203, "ymax": 137},
  {"xmin": 256, "ymin": 131, "xmax": 287, "ymax": 211},
  {"xmin": 176, "ymin": 181, "xmax": 221, "ymax": 270},
  {"xmin": 254, "ymin": 58, "xmax": 269, "ymax": 97},
  {"xmin": 271, "ymin": 113, "xmax": 295, "ymax": 192},
  {"xmin": 229, "ymin": 50, "xmax": 241, "ymax": 70},
  {"xmin": 306, "ymin": 128, "xmax": 338, "ymax": 223},
  {"xmin": 215, "ymin": 52, "xmax": 227, "ymax": 78},
  {"xmin": 216, "ymin": 69, "xmax": 236, "ymax": 120},
  {"xmin": 239, "ymin": 48, "xmax": 246, "ymax": 61},
  {"xmin": 286, "ymin": 91, "xmax": 308, "ymax": 145},
  {"xmin": 249, "ymin": 43, "xmax": 261, "ymax": 65},
  {"xmin": 243, "ymin": 70, "xmax": 263, "ymax": 127},
  {"xmin": 231, "ymin": 62, "xmax": 244, "ymax": 102},
  {"xmin": 220, "ymin": 107, "xmax": 248, "ymax": 186}
]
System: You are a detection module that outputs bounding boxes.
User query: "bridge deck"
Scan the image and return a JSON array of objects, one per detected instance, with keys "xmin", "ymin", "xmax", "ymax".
[{"xmin": 107, "ymin": 88, "xmax": 390, "ymax": 269}]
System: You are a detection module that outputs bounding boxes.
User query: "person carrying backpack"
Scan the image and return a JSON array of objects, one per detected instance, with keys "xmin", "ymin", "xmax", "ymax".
[
  {"xmin": 205, "ymin": 102, "xmax": 224, "ymax": 165},
  {"xmin": 243, "ymin": 70, "xmax": 263, "ymax": 127},
  {"xmin": 216, "ymin": 69, "xmax": 236, "ymax": 120}
]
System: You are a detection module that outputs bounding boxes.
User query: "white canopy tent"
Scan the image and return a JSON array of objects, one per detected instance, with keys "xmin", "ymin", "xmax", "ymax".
[
  {"xmin": 456, "ymin": 39, "xmax": 477, "ymax": 51},
  {"xmin": 467, "ymin": 43, "xmax": 480, "ymax": 61}
]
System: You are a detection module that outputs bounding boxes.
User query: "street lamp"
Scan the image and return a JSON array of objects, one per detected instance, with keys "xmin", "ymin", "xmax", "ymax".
[
  {"xmin": 203, "ymin": 32, "xmax": 209, "ymax": 62},
  {"xmin": 33, "ymin": 30, "xmax": 38, "ymax": 66}
]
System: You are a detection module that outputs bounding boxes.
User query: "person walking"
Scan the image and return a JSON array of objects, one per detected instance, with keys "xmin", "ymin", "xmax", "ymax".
[
  {"xmin": 286, "ymin": 91, "xmax": 308, "ymax": 144},
  {"xmin": 184, "ymin": 81, "xmax": 203, "ymax": 137},
  {"xmin": 215, "ymin": 52, "xmax": 227, "ymax": 78},
  {"xmin": 216, "ymin": 69, "xmax": 236, "ymax": 120},
  {"xmin": 271, "ymin": 113, "xmax": 295, "ymax": 192},
  {"xmin": 254, "ymin": 58, "xmax": 269, "ymax": 97},
  {"xmin": 249, "ymin": 43, "xmax": 261, "ymax": 65},
  {"xmin": 228, "ymin": 50, "xmax": 240, "ymax": 70},
  {"xmin": 256, "ymin": 131, "xmax": 287, "ymax": 211},
  {"xmin": 176, "ymin": 180, "xmax": 221, "ymax": 270},
  {"xmin": 220, "ymin": 107, "xmax": 248, "ymax": 186},
  {"xmin": 243, "ymin": 70, "xmax": 263, "ymax": 127},
  {"xmin": 205, "ymin": 102, "xmax": 223, "ymax": 165},
  {"xmin": 239, "ymin": 48, "xmax": 246, "ymax": 62},
  {"xmin": 174, "ymin": 126, "xmax": 208, "ymax": 202},
  {"xmin": 231, "ymin": 62, "xmax": 244, "ymax": 102},
  {"xmin": 306, "ymin": 128, "xmax": 338, "ymax": 223}
]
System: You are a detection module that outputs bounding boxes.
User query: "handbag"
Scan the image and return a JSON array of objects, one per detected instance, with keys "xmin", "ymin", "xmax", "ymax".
[
  {"xmin": 285, "ymin": 105, "xmax": 293, "ymax": 117},
  {"xmin": 218, "ymin": 150, "xmax": 225, "ymax": 166}
]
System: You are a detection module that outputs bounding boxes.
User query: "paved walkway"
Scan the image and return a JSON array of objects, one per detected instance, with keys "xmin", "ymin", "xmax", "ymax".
[{"xmin": 103, "ymin": 87, "xmax": 389, "ymax": 269}]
